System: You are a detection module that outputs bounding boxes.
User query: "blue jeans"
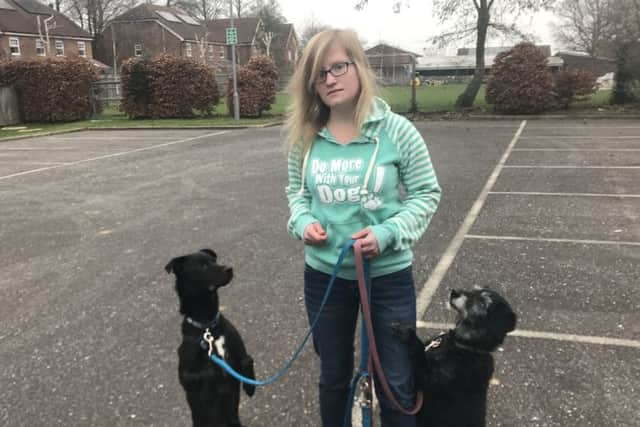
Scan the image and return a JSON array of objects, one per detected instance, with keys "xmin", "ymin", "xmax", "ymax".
[{"xmin": 304, "ymin": 264, "xmax": 417, "ymax": 427}]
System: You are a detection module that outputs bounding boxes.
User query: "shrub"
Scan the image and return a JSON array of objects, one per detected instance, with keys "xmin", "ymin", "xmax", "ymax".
[
  {"xmin": 553, "ymin": 69, "xmax": 597, "ymax": 109},
  {"xmin": 0, "ymin": 56, "xmax": 97, "ymax": 122},
  {"xmin": 611, "ymin": 42, "xmax": 640, "ymax": 104},
  {"xmin": 148, "ymin": 54, "xmax": 219, "ymax": 118},
  {"xmin": 227, "ymin": 55, "xmax": 278, "ymax": 117},
  {"xmin": 486, "ymin": 42, "xmax": 555, "ymax": 114},
  {"xmin": 120, "ymin": 57, "xmax": 152, "ymax": 119},
  {"xmin": 120, "ymin": 54, "xmax": 219, "ymax": 119}
]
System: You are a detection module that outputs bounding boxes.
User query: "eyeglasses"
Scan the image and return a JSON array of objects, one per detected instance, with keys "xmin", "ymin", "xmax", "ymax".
[{"xmin": 316, "ymin": 61, "xmax": 355, "ymax": 83}]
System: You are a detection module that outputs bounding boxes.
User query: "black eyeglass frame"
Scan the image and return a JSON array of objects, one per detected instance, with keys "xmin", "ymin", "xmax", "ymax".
[{"xmin": 316, "ymin": 61, "xmax": 355, "ymax": 83}]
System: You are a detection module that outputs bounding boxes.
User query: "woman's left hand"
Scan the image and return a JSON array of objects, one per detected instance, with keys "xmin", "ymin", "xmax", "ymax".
[{"xmin": 351, "ymin": 227, "xmax": 380, "ymax": 259}]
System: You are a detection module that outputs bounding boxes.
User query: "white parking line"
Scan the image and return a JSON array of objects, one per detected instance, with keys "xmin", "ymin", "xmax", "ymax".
[
  {"xmin": 503, "ymin": 165, "xmax": 640, "ymax": 169},
  {"xmin": 417, "ymin": 322, "xmax": 640, "ymax": 349},
  {"xmin": 416, "ymin": 120, "xmax": 528, "ymax": 318},
  {"xmin": 519, "ymin": 136, "xmax": 640, "ymax": 139},
  {"xmin": 523, "ymin": 126, "xmax": 640, "ymax": 129},
  {"xmin": 489, "ymin": 191, "xmax": 640, "ymax": 198},
  {"xmin": 0, "ymin": 147, "xmax": 77, "ymax": 150},
  {"xmin": 465, "ymin": 234, "xmax": 640, "ymax": 247},
  {"xmin": 512, "ymin": 148, "xmax": 640, "ymax": 151},
  {"xmin": 0, "ymin": 161, "xmax": 69, "ymax": 166},
  {"xmin": 0, "ymin": 131, "xmax": 229, "ymax": 181}
]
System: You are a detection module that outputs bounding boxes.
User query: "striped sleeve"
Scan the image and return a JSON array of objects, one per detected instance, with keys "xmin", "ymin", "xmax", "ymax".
[
  {"xmin": 382, "ymin": 115, "xmax": 441, "ymax": 251},
  {"xmin": 285, "ymin": 143, "xmax": 318, "ymax": 240}
]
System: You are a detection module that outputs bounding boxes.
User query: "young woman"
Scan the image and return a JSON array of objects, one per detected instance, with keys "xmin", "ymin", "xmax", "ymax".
[{"xmin": 285, "ymin": 29, "xmax": 441, "ymax": 427}]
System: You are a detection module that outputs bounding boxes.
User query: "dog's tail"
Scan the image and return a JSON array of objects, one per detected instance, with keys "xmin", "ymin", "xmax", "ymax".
[{"xmin": 239, "ymin": 356, "xmax": 256, "ymax": 397}]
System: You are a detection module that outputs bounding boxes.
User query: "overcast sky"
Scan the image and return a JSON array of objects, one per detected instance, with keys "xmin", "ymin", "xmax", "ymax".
[{"xmin": 278, "ymin": 0, "xmax": 560, "ymax": 56}]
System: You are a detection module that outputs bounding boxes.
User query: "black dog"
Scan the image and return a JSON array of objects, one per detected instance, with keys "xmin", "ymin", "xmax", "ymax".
[
  {"xmin": 165, "ymin": 249, "xmax": 256, "ymax": 427},
  {"xmin": 394, "ymin": 287, "xmax": 517, "ymax": 427}
]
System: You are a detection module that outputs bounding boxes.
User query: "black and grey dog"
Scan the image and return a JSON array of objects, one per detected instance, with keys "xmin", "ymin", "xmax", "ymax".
[
  {"xmin": 394, "ymin": 287, "xmax": 517, "ymax": 427},
  {"xmin": 165, "ymin": 249, "xmax": 256, "ymax": 427}
]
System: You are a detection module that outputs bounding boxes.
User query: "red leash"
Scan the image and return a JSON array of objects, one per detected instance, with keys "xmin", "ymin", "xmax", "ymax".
[{"xmin": 353, "ymin": 240, "xmax": 424, "ymax": 416}]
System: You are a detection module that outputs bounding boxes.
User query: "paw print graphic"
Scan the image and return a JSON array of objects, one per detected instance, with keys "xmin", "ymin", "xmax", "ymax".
[{"xmin": 361, "ymin": 193, "xmax": 382, "ymax": 210}]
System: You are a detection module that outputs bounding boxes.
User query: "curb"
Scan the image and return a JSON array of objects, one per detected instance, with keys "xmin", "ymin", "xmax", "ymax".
[
  {"xmin": 0, "ymin": 121, "xmax": 285, "ymax": 142},
  {"xmin": 407, "ymin": 112, "xmax": 640, "ymax": 121}
]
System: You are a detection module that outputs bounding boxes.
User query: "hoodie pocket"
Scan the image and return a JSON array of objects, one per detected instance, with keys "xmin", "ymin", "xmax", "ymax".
[{"xmin": 326, "ymin": 219, "xmax": 368, "ymax": 254}]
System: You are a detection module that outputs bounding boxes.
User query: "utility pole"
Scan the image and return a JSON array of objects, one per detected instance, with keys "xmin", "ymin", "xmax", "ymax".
[{"xmin": 229, "ymin": 1, "xmax": 239, "ymax": 120}]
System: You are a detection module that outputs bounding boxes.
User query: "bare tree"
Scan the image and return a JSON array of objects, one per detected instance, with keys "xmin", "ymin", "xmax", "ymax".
[
  {"xmin": 554, "ymin": 0, "xmax": 615, "ymax": 56},
  {"xmin": 249, "ymin": 0, "xmax": 286, "ymax": 33},
  {"xmin": 263, "ymin": 31, "xmax": 273, "ymax": 55},
  {"xmin": 231, "ymin": 0, "xmax": 256, "ymax": 18},
  {"xmin": 178, "ymin": 0, "xmax": 225, "ymax": 21},
  {"xmin": 355, "ymin": 0, "xmax": 556, "ymax": 109},
  {"xmin": 65, "ymin": 0, "xmax": 130, "ymax": 35},
  {"xmin": 299, "ymin": 15, "xmax": 330, "ymax": 48}
]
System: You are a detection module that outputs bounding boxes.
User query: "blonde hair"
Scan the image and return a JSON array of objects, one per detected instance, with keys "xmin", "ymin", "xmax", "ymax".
[{"xmin": 284, "ymin": 29, "xmax": 378, "ymax": 151}]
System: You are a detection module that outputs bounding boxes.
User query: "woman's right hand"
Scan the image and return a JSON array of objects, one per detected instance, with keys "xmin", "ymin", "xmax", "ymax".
[{"xmin": 303, "ymin": 222, "xmax": 328, "ymax": 246}]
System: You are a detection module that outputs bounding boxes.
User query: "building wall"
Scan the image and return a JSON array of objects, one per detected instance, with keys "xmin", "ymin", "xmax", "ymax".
[
  {"xmin": 558, "ymin": 54, "xmax": 615, "ymax": 77},
  {"xmin": 94, "ymin": 22, "xmax": 227, "ymax": 71},
  {"xmin": 0, "ymin": 36, "xmax": 93, "ymax": 60},
  {"xmin": 95, "ymin": 22, "xmax": 181, "ymax": 70}
]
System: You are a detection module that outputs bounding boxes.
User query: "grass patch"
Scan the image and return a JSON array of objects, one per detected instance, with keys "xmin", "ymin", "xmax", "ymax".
[
  {"xmin": 0, "ymin": 87, "xmax": 620, "ymax": 140},
  {"xmin": 379, "ymin": 84, "xmax": 488, "ymax": 112},
  {"xmin": 0, "ymin": 102, "xmax": 284, "ymax": 139}
]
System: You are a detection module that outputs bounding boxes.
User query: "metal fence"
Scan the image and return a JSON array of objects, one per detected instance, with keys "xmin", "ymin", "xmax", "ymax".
[
  {"xmin": 0, "ymin": 86, "xmax": 20, "ymax": 126},
  {"xmin": 90, "ymin": 76, "xmax": 122, "ymax": 114}
]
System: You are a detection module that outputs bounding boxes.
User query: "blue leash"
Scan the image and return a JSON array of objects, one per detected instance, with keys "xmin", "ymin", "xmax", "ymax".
[{"xmin": 207, "ymin": 239, "xmax": 357, "ymax": 386}]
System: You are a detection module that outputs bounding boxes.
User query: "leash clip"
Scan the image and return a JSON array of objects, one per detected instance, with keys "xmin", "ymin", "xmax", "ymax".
[
  {"xmin": 425, "ymin": 333, "xmax": 445, "ymax": 353},
  {"xmin": 356, "ymin": 375, "xmax": 372, "ymax": 408},
  {"xmin": 203, "ymin": 328, "xmax": 215, "ymax": 357}
]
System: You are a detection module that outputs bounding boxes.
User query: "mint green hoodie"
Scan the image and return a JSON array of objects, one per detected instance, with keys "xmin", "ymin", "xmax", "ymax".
[{"xmin": 286, "ymin": 98, "xmax": 441, "ymax": 279}]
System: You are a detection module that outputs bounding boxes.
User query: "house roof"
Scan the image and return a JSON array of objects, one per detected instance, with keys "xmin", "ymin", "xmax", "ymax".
[
  {"xmin": 366, "ymin": 43, "xmax": 420, "ymax": 58},
  {"xmin": 554, "ymin": 50, "xmax": 615, "ymax": 62},
  {"xmin": 0, "ymin": 0, "xmax": 92, "ymax": 39},
  {"xmin": 365, "ymin": 43, "xmax": 420, "ymax": 66},
  {"xmin": 112, "ymin": 4, "xmax": 211, "ymax": 42},
  {"xmin": 204, "ymin": 17, "xmax": 261, "ymax": 45},
  {"xmin": 458, "ymin": 45, "xmax": 552, "ymax": 57},
  {"xmin": 417, "ymin": 54, "xmax": 564, "ymax": 71},
  {"xmin": 271, "ymin": 23, "xmax": 296, "ymax": 50}
]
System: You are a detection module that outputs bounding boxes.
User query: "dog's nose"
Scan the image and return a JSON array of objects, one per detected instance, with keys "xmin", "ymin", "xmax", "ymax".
[{"xmin": 450, "ymin": 289, "xmax": 460, "ymax": 299}]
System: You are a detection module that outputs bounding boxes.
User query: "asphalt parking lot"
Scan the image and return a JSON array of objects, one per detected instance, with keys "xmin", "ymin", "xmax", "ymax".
[{"xmin": 0, "ymin": 120, "xmax": 638, "ymax": 426}]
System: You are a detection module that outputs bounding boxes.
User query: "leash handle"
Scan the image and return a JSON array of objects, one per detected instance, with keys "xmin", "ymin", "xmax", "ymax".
[
  {"xmin": 353, "ymin": 240, "xmax": 424, "ymax": 415},
  {"xmin": 208, "ymin": 240, "xmax": 356, "ymax": 386}
]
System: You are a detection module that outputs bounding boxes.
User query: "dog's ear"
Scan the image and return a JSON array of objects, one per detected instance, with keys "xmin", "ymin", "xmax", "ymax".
[
  {"xmin": 199, "ymin": 249, "xmax": 217, "ymax": 260},
  {"xmin": 165, "ymin": 256, "xmax": 185, "ymax": 274}
]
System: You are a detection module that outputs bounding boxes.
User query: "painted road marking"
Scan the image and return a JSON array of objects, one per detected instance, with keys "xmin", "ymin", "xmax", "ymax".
[
  {"xmin": 416, "ymin": 120, "xmax": 528, "ymax": 318},
  {"xmin": 0, "ymin": 131, "xmax": 229, "ymax": 181},
  {"xmin": 417, "ymin": 322, "xmax": 640, "ymax": 349}
]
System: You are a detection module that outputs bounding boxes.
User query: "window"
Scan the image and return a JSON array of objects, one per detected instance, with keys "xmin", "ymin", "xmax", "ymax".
[
  {"xmin": 219, "ymin": 46, "xmax": 225, "ymax": 59},
  {"xmin": 185, "ymin": 42, "xmax": 192, "ymax": 57},
  {"xmin": 55, "ymin": 40, "xmax": 64, "ymax": 55},
  {"xmin": 176, "ymin": 13, "xmax": 199, "ymax": 25},
  {"xmin": 9, "ymin": 37, "xmax": 20, "ymax": 56},
  {"xmin": 77, "ymin": 41, "xmax": 86, "ymax": 57},
  {"xmin": 288, "ymin": 50, "xmax": 292, "ymax": 61},
  {"xmin": 36, "ymin": 39, "xmax": 45, "ymax": 56},
  {"xmin": 134, "ymin": 43, "xmax": 142, "ymax": 57},
  {"xmin": 156, "ymin": 11, "xmax": 181, "ymax": 23},
  {"xmin": 208, "ymin": 45, "xmax": 214, "ymax": 57}
]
